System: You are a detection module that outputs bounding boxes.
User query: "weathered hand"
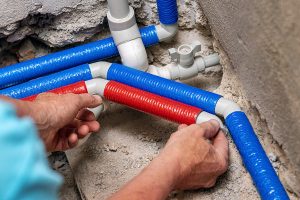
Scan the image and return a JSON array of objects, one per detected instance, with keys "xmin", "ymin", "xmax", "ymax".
[
  {"xmin": 108, "ymin": 120, "xmax": 229, "ymax": 200},
  {"xmin": 159, "ymin": 120, "xmax": 229, "ymax": 190},
  {"xmin": 31, "ymin": 93, "xmax": 102, "ymax": 152}
]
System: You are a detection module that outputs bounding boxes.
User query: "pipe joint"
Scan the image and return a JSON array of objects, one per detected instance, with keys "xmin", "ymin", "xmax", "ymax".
[
  {"xmin": 196, "ymin": 111, "xmax": 226, "ymax": 131},
  {"xmin": 155, "ymin": 23, "xmax": 178, "ymax": 42},
  {"xmin": 215, "ymin": 97, "xmax": 242, "ymax": 118},
  {"xmin": 89, "ymin": 61, "xmax": 111, "ymax": 79},
  {"xmin": 107, "ymin": 5, "xmax": 136, "ymax": 31},
  {"xmin": 85, "ymin": 78, "xmax": 109, "ymax": 96}
]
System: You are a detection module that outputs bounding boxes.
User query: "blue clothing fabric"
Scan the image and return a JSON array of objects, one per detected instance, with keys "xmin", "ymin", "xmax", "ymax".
[{"xmin": 0, "ymin": 100, "xmax": 62, "ymax": 200}]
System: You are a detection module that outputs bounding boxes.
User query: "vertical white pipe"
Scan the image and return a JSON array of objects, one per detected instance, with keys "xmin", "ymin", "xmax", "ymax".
[{"xmin": 107, "ymin": 0, "xmax": 130, "ymax": 19}]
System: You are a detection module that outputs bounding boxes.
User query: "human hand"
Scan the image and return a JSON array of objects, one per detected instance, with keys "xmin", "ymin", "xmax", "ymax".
[
  {"xmin": 30, "ymin": 93, "xmax": 102, "ymax": 152},
  {"xmin": 158, "ymin": 120, "xmax": 229, "ymax": 190}
]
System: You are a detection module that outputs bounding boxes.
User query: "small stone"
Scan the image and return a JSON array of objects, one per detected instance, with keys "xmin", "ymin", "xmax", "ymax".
[
  {"xmin": 17, "ymin": 39, "xmax": 36, "ymax": 62},
  {"xmin": 268, "ymin": 152, "xmax": 278, "ymax": 162}
]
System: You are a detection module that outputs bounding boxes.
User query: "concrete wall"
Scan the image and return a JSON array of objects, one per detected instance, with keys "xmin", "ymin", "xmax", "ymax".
[{"xmin": 199, "ymin": 0, "xmax": 300, "ymax": 181}]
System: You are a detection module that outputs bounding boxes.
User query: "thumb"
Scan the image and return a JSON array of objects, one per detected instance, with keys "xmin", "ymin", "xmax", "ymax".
[{"xmin": 74, "ymin": 94, "xmax": 102, "ymax": 110}]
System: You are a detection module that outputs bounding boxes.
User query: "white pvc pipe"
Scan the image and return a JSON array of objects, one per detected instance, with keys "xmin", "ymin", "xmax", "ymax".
[{"xmin": 107, "ymin": 0, "xmax": 130, "ymax": 19}]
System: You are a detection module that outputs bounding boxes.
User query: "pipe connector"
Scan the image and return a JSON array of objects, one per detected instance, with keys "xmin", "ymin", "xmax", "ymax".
[
  {"xmin": 147, "ymin": 53, "xmax": 220, "ymax": 80},
  {"xmin": 155, "ymin": 23, "xmax": 178, "ymax": 42},
  {"xmin": 196, "ymin": 111, "xmax": 226, "ymax": 131},
  {"xmin": 215, "ymin": 97, "xmax": 242, "ymax": 118},
  {"xmin": 89, "ymin": 61, "xmax": 111, "ymax": 79},
  {"xmin": 85, "ymin": 78, "xmax": 109, "ymax": 96},
  {"xmin": 107, "ymin": 2, "xmax": 149, "ymax": 71},
  {"xmin": 169, "ymin": 41, "xmax": 201, "ymax": 67}
]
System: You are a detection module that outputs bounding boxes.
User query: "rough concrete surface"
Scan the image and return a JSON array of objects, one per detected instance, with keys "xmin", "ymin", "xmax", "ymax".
[{"xmin": 0, "ymin": 0, "xmax": 299, "ymax": 199}]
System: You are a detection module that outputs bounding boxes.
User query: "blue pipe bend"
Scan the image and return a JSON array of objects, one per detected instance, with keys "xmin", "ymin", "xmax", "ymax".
[{"xmin": 0, "ymin": 64, "xmax": 92, "ymax": 99}]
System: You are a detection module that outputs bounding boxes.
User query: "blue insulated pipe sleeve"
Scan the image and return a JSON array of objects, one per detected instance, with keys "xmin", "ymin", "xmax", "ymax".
[
  {"xmin": 226, "ymin": 111, "xmax": 289, "ymax": 200},
  {"xmin": 140, "ymin": 25, "xmax": 160, "ymax": 47},
  {"xmin": 157, "ymin": 0, "xmax": 178, "ymax": 25},
  {"xmin": 0, "ymin": 25, "xmax": 159, "ymax": 89},
  {"xmin": 0, "ymin": 64, "xmax": 93, "ymax": 99},
  {"xmin": 107, "ymin": 63, "xmax": 222, "ymax": 114}
]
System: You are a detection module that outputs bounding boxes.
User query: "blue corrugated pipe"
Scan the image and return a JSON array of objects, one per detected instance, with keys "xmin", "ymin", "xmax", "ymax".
[
  {"xmin": 157, "ymin": 0, "xmax": 178, "ymax": 25},
  {"xmin": 0, "ymin": 25, "xmax": 159, "ymax": 89},
  {"xmin": 105, "ymin": 63, "xmax": 289, "ymax": 200},
  {"xmin": 0, "ymin": 64, "xmax": 92, "ymax": 99}
]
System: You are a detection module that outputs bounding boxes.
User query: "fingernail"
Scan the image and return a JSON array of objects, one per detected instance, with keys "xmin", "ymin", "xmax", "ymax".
[{"xmin": 93, "ymin": 95, "xmax": 102, "ymax": 103}]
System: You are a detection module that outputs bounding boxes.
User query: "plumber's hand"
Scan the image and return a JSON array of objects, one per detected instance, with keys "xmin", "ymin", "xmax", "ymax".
[
  {"xmin": 159, "ymin": 120, "xmax": 229, "ymax": 190},
  {"xmin": 31, "ymin": 93, "xmax": 102, "ymax": 152}
]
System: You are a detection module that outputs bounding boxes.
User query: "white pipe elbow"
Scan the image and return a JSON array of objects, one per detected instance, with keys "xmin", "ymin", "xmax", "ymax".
[
  {"xmin": 196, "ymin": 111, "xmax": 226, "ymax": 131},
  {"xmin": 215, "ymin": 97, "xmax": 241, "ymax": 118},
  {"xmin": 156, "ymin": 23, "xmax": 178, "ymax": 42},
  {"xmin": 85, "ymin": 78, "xmax": 109, "ymax": 96},
  {"xmin": 118, "ymin": 38, "xmax": 149, "ymax": 71}
]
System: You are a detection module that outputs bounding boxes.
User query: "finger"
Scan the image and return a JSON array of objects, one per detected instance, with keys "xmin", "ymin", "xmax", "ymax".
[
  {"xmin": 178, "ymin": 124, "xmax": 188, "ymax": 130},
  {"xmin": 198, "ymin": 120, "xmax": 220, "ymax": 139},
  {"xmin": 69, "ymin": 119, "xmax": 100, "ymax": 132},
  {"xmin": 212, "ymin": 131, "xmax": 229, "ymax": 163},
  {"xmin": 76, "ymin": 109, "xmax": 96, "ymax": 121},
  {"xmin": 77, "ymin": 125, "xmax": 90, "ymax": 139},
  {"xmin": 75, "ymin": 94, "xmax": 102, "ymax": 110},
  {"xmin": 68, "ymin": 133, "xmax": 79, "ymax": 149}
]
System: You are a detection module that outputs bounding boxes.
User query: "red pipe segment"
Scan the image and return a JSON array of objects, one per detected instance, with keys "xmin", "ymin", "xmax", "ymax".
[
  {"xmin": 104, "ymin": 81, "xmax": 202, "ymax": 125},
  {"xmin": 22, "ymin": 81, "xmax": 88, "ymax": 101},
  {"xmin": 22, "ymin": 80, "xmax": 202, "ymax": 125}
]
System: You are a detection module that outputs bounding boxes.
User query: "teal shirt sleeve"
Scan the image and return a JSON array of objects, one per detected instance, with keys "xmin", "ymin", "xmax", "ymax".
[{"xmin": 0, "ymin": 100, "xmax": 62, "ymax": 200}]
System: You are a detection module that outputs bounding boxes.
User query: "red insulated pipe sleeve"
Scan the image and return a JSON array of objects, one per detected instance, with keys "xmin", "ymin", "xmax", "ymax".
[
  {"xmin": 22, "ymin": 81, "xmax": 88, "ymax": 101},
  {"xmin": 104, "ymin": 81, "xmax": 202, "ymax": 125}
]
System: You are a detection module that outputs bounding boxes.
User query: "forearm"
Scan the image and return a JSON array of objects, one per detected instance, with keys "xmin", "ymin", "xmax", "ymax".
[{"xmin": 109, "ymin": 154, "xmax": 180, "ymax": 200}]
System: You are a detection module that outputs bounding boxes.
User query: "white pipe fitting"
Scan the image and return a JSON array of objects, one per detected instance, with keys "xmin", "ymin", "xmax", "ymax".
[
  {"xmin": 148, "ymin": 53, "xmax": 220, "ymax": 80},
  {"xmin": 215, "ymin": 97, "xmax": 241, "ymax": 118},
  {"xmin": 196, "ymin": 111, "xmax": 226, "ymax": 131},
  {"xmin": 155, "ymin": 23, "xmax": 178, "ymax": 42},
  {"xmin": 85, "ymin": 78, "xmax": 109, "ymax": 96},
  {"xmin": 107, "ymin": 1, "xmax": 149, "ymax": 71},
  {"xmin": 89, "ymin": 61, "xmax": 111, "ymax": 79}
]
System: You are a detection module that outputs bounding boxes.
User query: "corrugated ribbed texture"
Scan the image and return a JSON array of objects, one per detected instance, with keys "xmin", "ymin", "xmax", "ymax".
[
  {"xmin": 0, "ymin": 26, "xmax": 160, "ymax": 89},
  {"xmin": 157, "ymin": 0, "xmax": 178, "ymax": 25},
  {"xmin": 0, "ymin": 64, "xmax": 92, "ymax": 99},
  {"xmin": 107, "ymin": 63, "xmax": 222, "ymax": 114},
  {"xmin": 140, "ymin": 25, "xmax": 159, "ymax": 47},
  {"xmin": 104, "ymin": 81, "xmax": 201, "ymax": 124},
  {"xmin": 22, "ymin": 81, "xmax": 88, "ymax": 101},
  {"xmin": 226, "ymin": 111, "xmax": 289, "ymax": 200}
]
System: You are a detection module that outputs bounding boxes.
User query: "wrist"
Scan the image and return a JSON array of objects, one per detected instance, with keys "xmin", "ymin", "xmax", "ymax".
[{"xmin": 147, "ymin": 152, "xmax": 181, "ymax": 192}]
